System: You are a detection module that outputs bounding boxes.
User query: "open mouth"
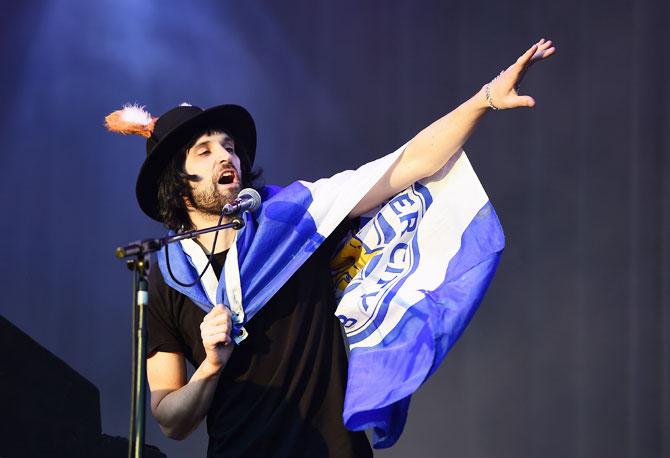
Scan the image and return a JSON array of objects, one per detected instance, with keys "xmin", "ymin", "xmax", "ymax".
[{"xmin": 218, "ymin": 170, "xmax": 236, "ymax": 185}]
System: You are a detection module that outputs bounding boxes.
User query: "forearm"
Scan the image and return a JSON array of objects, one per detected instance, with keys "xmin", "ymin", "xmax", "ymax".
[
  {"xmin": 152, "ymin": 359, "xmax": 223, "ymax": 440},
  {"xmin": 402, "ymin": 87, "xmax": 489, "ymax": 179},
  {"xmin": 348, "ymin": 88, "xmax": 490, "ymax": 218}
]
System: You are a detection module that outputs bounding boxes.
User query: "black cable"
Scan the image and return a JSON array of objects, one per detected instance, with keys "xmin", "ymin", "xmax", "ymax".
[{"xmin": 165, "ymin": 210, "xmax": 227, "ymax": 288}]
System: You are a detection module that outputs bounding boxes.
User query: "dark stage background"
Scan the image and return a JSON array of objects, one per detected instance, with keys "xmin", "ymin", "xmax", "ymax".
[{"xmin": 1, "ymin": 1, "xmax": 668, "ymax": 457}]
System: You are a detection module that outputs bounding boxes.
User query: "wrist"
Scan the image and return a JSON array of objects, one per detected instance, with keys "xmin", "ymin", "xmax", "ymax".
[
  {"xmin": 476, "ymin": 86, "xmax": 491, "ymax": 110},
  {"xmin": 200, "ymin": 358, "xmax": 224, "ymax": 378},
  {"xmin": 463, "ymin": 87, "xmax": 490, "ymax": 114}
]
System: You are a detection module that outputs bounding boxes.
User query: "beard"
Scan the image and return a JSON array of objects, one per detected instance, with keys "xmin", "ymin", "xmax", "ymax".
[{"xmin": 190, "ymin": 177, "xmax": 240, "ymax": 217}]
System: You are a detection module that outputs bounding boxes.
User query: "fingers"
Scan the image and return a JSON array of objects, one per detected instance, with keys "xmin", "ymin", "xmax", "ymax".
[
  {"xmin": 538, "ymin": 45, "xmax": 556, "ymax": 59},
  {"xmin": 516, "ymin": 38, "xmax": 556, "ymax": 68},
  {"xmin": 531, "ymin": 38, "xmax": 556, "ymax": 61},
  {"xmin": 534, "ymin": 38, "xmax": 554, "ymax": 52},
  {"xmin": 203, "ymin": 332, "xmax": 232, "ymax": 347},
  {"xmin": 203, "ymin": 303, "xmax": 229, "ymax": 322},
  {"xmin": 517, "ymin": 44, "xmax": 538, "ymax": 66},
  {"xmin": 201, "ymin": 304, "xmax": 233, "ymax": 346},
  {"xmin": 202, "ymin": 326, "xmax": 232, "ymax": 346}
]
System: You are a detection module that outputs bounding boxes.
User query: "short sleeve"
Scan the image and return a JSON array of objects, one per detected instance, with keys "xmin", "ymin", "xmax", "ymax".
[{"xmin": 147, "ymin": 260, "xmax": 187, "ymax": 356}]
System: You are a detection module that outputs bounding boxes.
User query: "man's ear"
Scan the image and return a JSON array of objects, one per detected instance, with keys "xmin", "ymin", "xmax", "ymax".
[{"xmin": 183, "ymin": 194, "xmax": 195, "ymax": 211}]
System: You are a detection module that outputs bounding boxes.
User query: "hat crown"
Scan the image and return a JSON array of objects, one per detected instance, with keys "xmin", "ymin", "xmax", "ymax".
[{"xmin": 146, "ymin": 105, "xmax": 204, "ymax": 155}]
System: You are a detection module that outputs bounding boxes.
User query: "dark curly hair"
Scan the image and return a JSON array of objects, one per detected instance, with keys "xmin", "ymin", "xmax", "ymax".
[{"xmin": 157, "ymin": 128, "xmax": 263, "ymax": 231}]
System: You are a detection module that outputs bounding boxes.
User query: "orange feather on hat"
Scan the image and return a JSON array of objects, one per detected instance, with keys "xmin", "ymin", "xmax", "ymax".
[{"xmin": 104, "ymin": 104, "xmax": 157, "ymax": 138}]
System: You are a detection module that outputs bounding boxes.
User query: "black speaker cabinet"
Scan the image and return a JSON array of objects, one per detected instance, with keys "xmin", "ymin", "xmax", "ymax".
[{"xmin": 0, "ymin": 315, "xmax": 101, "ymax": 457}]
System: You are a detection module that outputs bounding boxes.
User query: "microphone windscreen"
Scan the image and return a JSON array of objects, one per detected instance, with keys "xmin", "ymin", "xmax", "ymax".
[{"xmin": 238, "ymin": 188, "xmax": 262, "ymax": 212}]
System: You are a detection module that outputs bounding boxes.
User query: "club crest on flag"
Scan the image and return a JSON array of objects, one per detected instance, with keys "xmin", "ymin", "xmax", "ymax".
[{"xmin": 331, "ymin": 183, "xmax": 432, "ymax": 334}]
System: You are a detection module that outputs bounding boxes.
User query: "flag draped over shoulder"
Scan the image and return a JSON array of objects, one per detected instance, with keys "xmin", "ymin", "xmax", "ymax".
[
  {"xmin": 156, "ymin": 145, "xmax": 504, "ymax": 448},
  {"xmin": 157, "ymin": 146, "xmax": 404, "ymax": 339},
  {"xmin": 331, "ymin": 150, "xmax": 504, "ymax": 448}
]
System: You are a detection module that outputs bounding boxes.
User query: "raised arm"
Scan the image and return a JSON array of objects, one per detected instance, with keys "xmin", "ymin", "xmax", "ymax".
[{"xmin": 350, "ymin": 38, "xmax": 556, "ymax": 218}]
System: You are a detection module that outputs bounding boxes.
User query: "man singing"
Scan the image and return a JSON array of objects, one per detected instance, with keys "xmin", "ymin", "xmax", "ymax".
[{"xmin": 106, "ymin": 39, "xmax": 555, "ymax": 457}]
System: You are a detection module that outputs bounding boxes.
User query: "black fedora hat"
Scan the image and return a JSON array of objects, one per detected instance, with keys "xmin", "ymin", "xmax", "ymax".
[{"xmin": 135, "ymin": 104, "xmax": 256, "ymax": 222}]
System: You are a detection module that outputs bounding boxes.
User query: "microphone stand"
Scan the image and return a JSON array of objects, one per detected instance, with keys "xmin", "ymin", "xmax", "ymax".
[{"xmin": 115, "ymin": 215, "xmax": 244, "ymax": 458}]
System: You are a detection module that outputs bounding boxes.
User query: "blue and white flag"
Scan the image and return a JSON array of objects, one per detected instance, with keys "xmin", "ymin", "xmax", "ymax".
[
  {"xmin": 157, "ymin": 146, "xmax": 404, "ymax": 339},
  {"xmin": 156, "ymin": 145, "xmax": 504, "ymax": 448},
  {"xmin": 331, "ymin": 150, "xmax": 504, "ymax": 448}
]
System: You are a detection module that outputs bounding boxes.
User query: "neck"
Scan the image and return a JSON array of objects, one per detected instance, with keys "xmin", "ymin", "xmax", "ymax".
[{"xmin": 188, "ymin": 211, "xmax": 237, "ymax": 254}]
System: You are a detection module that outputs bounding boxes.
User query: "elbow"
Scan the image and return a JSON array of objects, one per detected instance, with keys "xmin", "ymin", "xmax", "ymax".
[
  {"xmin": 154, "ymin": 409, "xmax": 194, "ymax": 441},
  {"xmin": 160, "ymin": 424, "xmax": 192, "ymax": 441},
  {"xmin": 152, "ymin": 397, "xmax": 195, "ymax": 441}
]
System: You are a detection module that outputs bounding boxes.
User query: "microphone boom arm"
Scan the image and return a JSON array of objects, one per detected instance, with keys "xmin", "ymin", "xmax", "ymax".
[{"xmin": 115, "ymin": 215, "xmax": 244, "ymax": 259}]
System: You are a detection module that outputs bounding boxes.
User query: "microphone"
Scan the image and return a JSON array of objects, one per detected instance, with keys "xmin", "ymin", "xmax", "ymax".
[{"xmin": 222, "ymin": 188, "xmax": 262, "ymax": 215}]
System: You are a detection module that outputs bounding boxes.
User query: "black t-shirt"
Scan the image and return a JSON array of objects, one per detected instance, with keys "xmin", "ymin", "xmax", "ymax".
[{"xmin": 147, "ymin": 225, "xmax": 372, "ymax": 458}]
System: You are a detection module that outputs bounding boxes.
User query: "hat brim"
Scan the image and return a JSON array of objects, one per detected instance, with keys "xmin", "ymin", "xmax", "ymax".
[{"xmin": 136, "ymin": 104, "xmax": 256, "ymax": 223}]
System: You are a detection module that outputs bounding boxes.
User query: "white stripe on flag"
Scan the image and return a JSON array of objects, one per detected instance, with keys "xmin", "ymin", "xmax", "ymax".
[
  {"xmin": 180, "ymin": 238, "xmax": 218, "ymax": 306},
  {"xmin": 337, "ymin": 150, "xmax": 489, "ymax": 350}
]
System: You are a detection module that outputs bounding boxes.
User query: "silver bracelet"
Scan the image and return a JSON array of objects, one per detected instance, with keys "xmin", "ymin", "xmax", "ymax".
[
  {"xmin": 485, "ymin": 70, "xmax": 506, "ymax": 111},
  {"xmin": 485, "ymin": 83, "xmax": 499, "ymax": 110}
]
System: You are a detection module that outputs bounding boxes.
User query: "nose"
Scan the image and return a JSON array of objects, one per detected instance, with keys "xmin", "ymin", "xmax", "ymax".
[{"xmin": 213, "ymin": 143, "xmax": 235, "ymax": 163}]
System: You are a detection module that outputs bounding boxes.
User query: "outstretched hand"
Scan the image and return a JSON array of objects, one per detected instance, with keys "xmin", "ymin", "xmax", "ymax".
[{"xmin": 486, "ymin": 38, "xmax": 556, "ymax": 109}]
